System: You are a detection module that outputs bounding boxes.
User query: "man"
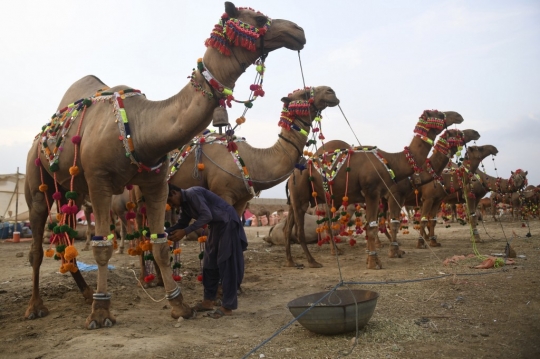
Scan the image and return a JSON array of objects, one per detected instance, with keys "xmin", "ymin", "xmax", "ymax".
[{"xmin": 166, "ymin": 184, "xmax": 248, "ymax": 318}]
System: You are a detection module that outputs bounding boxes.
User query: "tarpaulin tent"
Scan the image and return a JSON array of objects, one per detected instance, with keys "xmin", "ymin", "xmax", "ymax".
[{"xmin": 0, "ymin": 172, "xmax": 28, "ymax": 222}]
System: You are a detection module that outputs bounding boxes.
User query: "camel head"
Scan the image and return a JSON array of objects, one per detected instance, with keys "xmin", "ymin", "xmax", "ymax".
[
  {"xmin": 509, "ymin": 169, "xmax": 528, "ymax": 190},
  {"xmin": 461, "ymin": 129, "xmax": 481, "ymax": 143},
  {"xmin": 415, "ymin": 110, "xmax": 464, "ymax": 140},
  {"xmin": 205, "ymin": 2, "xmax": 305, "ymax": 59},
  {"xmin": 278, "ymin": 86, "xmax": 339, "ymax": 132},
  {"xmin": 464, "ymin": 145, "xmax": 499, "ymax": 164}
]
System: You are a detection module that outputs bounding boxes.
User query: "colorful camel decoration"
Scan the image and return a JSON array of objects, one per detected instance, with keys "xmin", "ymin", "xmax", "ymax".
[
  {"xmin": 381, "ymin": 128, "xmax": 481, "ymax": 258},
  {"xmin": 284, "ymin": 110, "xmax": 464, "ymax": 269},
  {"xmin": 167, "ymin": 86, "xmax": 339, "ymax": 214},
  {"xmin": 402, "ymin": 145, "xmax": 499, "ymax": 246},
  {"xmin": 24, "ymin": 2, "xmax": 306, "ymax": 329}
]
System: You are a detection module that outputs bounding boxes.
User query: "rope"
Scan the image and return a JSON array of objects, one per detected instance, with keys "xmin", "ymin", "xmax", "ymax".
[{"xmin": 129, "ymin": 269, "xmax": 168, "ymax": 302}]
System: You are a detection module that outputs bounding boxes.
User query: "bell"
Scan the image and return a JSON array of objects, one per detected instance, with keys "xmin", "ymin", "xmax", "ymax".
[{"xmin": 212, "ymin": 107, "xmax": 230, "ymax": 134}]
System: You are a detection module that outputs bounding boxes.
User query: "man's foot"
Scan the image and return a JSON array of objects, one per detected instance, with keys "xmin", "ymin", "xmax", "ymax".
[{"xmin": 205, "ymin": 306, "xmax": 232, "ymax": 319}]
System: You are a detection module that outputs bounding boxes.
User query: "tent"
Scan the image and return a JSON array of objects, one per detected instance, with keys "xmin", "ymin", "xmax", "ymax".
[{"xmin": 0, "ymin": 172, "xmax": 28, "ymax": 222}]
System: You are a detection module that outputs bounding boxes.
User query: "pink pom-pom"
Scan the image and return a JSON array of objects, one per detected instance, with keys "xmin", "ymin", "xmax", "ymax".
[
  {"xmin": 61, "ymin": 204, "xmax": 70, "ymax": 214},
  {"xmin": 52, "ymin": 192, "xmax": 62, "ymax": 200},
  {"xmin": 125, "ymin": 211, "xmax": 136, "ymax": 220},
  {"xmin": 125, "ymin": 184, "xmax": 133, "ymax": 190},
  {"xmin": 139, "ymin": 206, "xmax": 147, "ymax": 215},
  {"xmin": 58, "ymin": 146, "xmax": 63, "ymax": 152},
  {"xmin": 71, "ymin": 135, "xmax": 82, "ymax": 144},
  {"xmin": 69, "ymin": 205, "xmax": 78, "ymax": 214},
  {"xmin": 249, "ymin": 84, "xmax": 258, "ymax": 91},
  {"xmin": 34, "ymin": 158, "xmax": 42, "ymax": 167},
  {"xmin": 155, "ymin": 168, "xmax": 160, "ymax": 174}
]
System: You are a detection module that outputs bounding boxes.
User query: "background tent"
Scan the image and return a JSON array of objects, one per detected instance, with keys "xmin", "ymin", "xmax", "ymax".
[{"xmin": 0, "ymin": 172, "xmax": 28, "ymax": 222}]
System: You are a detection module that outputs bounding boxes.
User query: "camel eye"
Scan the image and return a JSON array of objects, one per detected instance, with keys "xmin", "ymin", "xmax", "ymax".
[{"xmin": 255, "ymin": 15, "xmax": 268, "ymax": 27}]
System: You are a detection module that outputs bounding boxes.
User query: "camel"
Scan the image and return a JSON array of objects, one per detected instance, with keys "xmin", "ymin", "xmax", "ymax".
[
  {"xmin": 402, "ymin": 145, "xmax": 499, "ymax": 246},
  {"xmin": 24, "ymin": 2, "xmax": 306, "ymax": 329},
  {"xmin": 381, "ymin": 128, "xmax": 481, "ymax": 258},
  {"xmin": 504, "ymin": 185, "xmax": 539, "ymax": 220},
  {"xmin": 284, "ymin": 110, "xmax": 464, "ymax": 269},
  {"xmin": 245, "ymin": 202, "xmax": 287, "ymax": 226},
  {"xmin": 408, "ymin": 147, "xmax": 528, "ymax": 246},
  {"xmin": 167, "ymin": 86, "xmax": 339, "ymax": 216}
]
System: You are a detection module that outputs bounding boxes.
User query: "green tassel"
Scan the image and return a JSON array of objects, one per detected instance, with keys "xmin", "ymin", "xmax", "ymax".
[{"xmin": 198, "ymin": 251, "xmax": 204, "ymax": 260}]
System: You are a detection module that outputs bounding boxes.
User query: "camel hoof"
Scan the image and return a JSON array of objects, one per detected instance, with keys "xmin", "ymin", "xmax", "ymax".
[
  {"xmin": 366, "ymin": 255, "xmax": 382, "ymax": 270},
  {"xmin": 87, "ymin": 320, "xmax": 98, "ymax": 330},
  {"xmin": 416, "ymin": 240, "xmax": 427, "ymax": 249},
  {"xmin": 103, "ymin": 318, "xmax": 114, "ymax": 327},
  {"xmin": 429, "ymin": 240, "xmax": 442, "ymax": 247},
  {"xmin": 25, "ymin": 301, "xmax": 49, "ymax": 320},
  {"xmin": 388, "ymin": 249, "xmax": 405, "ymax": 258},
  {"xmin": 308, "ymin": 261, "xmax": 323, "ymax": 268},
  {"xmin": 26, "ymin": 310, "xmax": 47, "ymax": 320}
]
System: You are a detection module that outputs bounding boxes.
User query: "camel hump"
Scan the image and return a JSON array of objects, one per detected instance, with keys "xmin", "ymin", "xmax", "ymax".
[{"xmin": 57, "ymin": 75, "xmax": 110, "ymax": 109}]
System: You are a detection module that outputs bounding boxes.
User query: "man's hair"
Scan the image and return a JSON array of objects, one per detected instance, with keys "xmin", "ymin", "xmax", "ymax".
[{"xmin": 168, "ymin": 183, "xmax": 182, "ymax": 195}]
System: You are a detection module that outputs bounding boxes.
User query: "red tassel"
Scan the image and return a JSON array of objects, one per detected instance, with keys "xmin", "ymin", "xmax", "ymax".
[{"xmin": 227, "ymin": 142, "xmax": 238, "ymax": 152}]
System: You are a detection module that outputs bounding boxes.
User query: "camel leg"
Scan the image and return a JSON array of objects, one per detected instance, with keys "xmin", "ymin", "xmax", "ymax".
[
  {"xmin": 428, "ymin": 218, "xmax": 441, "ymax": 247},
  {"xmin": 25, "ymin": 171, "xmax": 52, "ymax": 320},
  {"xmin": 364, "ymin": 196, "xmax": 382, "ymax": 270},
  {"xmin": 115, "ymin": 212, "xmax": 125, "ymax": 254},
  {"xmin": 85, "ymin": 189, "xmax": 117, "ymax": 329},
  {"xmin": 139, "ymin": 182, "xmax": 193, "ymax": 320},
  {"xmin": 387, "ymin": 199, "xmax": 405, "ymax": 258},
  {"xmin": 82, "ymin": 202, "xmax": 93, "ymax": 251}
]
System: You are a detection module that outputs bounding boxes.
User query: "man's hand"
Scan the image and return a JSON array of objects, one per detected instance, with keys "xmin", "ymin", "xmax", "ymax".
[{"xmin": 169, "ymin": 229, "xmax": 186, "ymax": 242}]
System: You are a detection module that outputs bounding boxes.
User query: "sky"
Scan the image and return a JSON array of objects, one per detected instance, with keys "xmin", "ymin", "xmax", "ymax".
[{"xmin": 1, "ymin": 0, "xmax": 539, "ymax": 199}]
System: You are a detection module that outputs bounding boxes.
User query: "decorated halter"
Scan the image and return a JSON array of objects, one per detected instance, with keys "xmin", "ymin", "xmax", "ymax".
[
  {"xmin": 508, "ymin": 169, "xmax": 528, "ymax": 191},
  {"xmin": 197, "ymin": 7, "xmax": 271, "ymax": 109},
  {"xmin": 413, "ymin": 110, "xmax": 447, "ymax": 145},
  {"xmin": 278, "ymin": 87, "xmax": 318, "ymax": 134},
  {"xmin": 205, "ymin": 7, "xmax": 272, "ymax": 56}
]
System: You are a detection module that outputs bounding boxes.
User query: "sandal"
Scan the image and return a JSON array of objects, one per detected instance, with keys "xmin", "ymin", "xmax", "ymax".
[
  {"xmin": 192, "ymin": 302, "xmax": 214, "ymax": 312},
  {"xmin": 205, "ymin": 308, "xmax": 228, "ymax": 319}
]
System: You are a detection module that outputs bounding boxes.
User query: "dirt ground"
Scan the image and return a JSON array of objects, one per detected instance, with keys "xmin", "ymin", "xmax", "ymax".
[{"xmin": 1, "ymin": 217, "xmax": 539, "ymax": 359}]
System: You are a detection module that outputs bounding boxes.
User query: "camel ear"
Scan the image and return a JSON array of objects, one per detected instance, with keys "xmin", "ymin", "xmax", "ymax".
[
  {"xmin": 511, "ymin": 171, "xmax": 514, "ymax": 175},
  {"xmin": 225, "ymin": 2, "xmax": 239, "ymax": 18},
  {"xmin": 525, "ymin": 171, "xmax": 528, "ymax": 176},
  {"xmin": 281, "ymin": 96, "xmax": 292, "ymax": 105}
]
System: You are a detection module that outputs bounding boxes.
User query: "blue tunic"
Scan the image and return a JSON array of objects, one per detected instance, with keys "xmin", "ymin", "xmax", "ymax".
[{"xmin": 167, "ymin": 186, "xmax": 248, "ymax": 269}]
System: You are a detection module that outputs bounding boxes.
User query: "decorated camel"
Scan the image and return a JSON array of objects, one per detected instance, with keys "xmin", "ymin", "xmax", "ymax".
[
  {"xmin": 493, "ymin": 184, "xmax": 539, "ymax": 221},
  {"xmin": 24, "ymin": 2, "xmax": 306, "ymax": 329},
  {"xmin": 167, "ymin": 86, "xmax": 339, "ymax": 216},
  {"xmin": 381, "ymin": 128, "xmax": 481, "ymax": 258},
  {"xmin": 402, "ymin": 146, "xmax": 526, "ymax": 246},
  {"xmin": 401, "ymin": 145, "xmax": 499, "ymax": 246},
  {"xmin": 284, "ymin": 110, "xmax": 464, "ymax": 269}
]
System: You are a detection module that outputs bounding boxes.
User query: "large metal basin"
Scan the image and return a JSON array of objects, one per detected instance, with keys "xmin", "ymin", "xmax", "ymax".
[{"xmin": 287, "ymin": 289, "xmax": 379, "ymax": 335}]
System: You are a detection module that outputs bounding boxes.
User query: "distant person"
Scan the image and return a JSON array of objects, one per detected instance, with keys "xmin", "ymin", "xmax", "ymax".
[{"xmin": 166, "ymin": 184, "xmax": 248, "ymax": 319}]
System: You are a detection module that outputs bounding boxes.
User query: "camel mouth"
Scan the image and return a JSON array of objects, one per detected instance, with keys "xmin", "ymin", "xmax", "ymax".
[
  {"xmin": 262, "ymin": 20, "xmax": 306, "ymax": 52},
  {"xmin": 325, "ymin": 99, "xmax": 340, "ymax": 108}
]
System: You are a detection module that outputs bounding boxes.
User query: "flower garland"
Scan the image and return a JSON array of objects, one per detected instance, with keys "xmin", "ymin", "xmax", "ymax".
[{"xmin": 403, "ymin": 146, "xmax": 422, "ymax": 174}]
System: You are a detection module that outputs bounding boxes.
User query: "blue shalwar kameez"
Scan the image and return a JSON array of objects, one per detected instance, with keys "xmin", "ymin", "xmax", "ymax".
[{"xmin": 166, "ymin": 186, "xmax": 248, "ymax": 310}]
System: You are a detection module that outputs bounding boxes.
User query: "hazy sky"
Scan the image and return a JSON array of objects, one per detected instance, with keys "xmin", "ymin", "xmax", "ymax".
[{"xmin": 1, "ymin": 0, "xmax": 539, "ymax": 199}]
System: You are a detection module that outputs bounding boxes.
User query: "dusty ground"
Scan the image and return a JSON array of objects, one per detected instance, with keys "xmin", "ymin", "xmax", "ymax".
[{"xmin": 1, "ymin": 217, "xmax": 539, "ymax": 359}]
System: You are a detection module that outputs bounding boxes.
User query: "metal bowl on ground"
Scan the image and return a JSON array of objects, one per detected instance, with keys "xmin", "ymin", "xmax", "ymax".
[{"xmin": 287, "ymin": 289, "xmax": 379, "ymax": 335}]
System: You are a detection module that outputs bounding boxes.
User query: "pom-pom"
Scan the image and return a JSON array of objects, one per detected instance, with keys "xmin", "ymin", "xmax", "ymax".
[
  {"xmin": 173, "ymin": 248, "xmax": 182, "ymax": 255},
  {"xmin": 34, "ymin": 158, "xmax": 42, "ymax": 167},
  {"xmin": 126, "ymin": 201, "xmax": 136, "ymax": 210},
  {"xmin": 125, "ymin": 184, "xmax": 133, "ymax": 190},
  {"xmin": 198, "ymin": 236, "xmax": 207, "ymax": 243},
  {"xmin": 69, "ymin": 166, "xmax": 79, "ymax": 176},
  {"xmin": 312, "ymin": 191, "xmax": 318, "ymax": 197},
  {"xmin": 45, "ymin": 248, "xmax": 55, "ymax": 257},
  {"xmin": 64, "ymin": 245, "xmax": 79, "ymax": 261},
  {"xmin": 197, "ymin": 163, "xmax": 205, "ymax": 171},
  {"xmin": 52, "ymin": 191, "xmax": 62, "ymax": 200},
  {"xmin": 197, "ymin": 274, "xmax": 203, "ymax": 282},
  {"xmin": 236, "ymin": 116, "xmax": 246, "ymax": 125},
  {"xmin": 165, "ymin": 204, "xmax": 171, "ymax": 211},
  {"xmin": 172, "ymin": 274, "xmax": 182, "ymax": 281},
  {"xmin": 139, "ymin": 206, "xmax": 147, "ymax": 215},
  {"xmin": 144, "ymin": 274, "xmax": 155, "ymax": 283},
  {"xmin": 141, "ymin": 240, "xmax": 152, "ymax": 252},
  {"xmin": 39, "ymin": 184, "xmax": 48, "ymax": 192},
  {"xmin": 71, "ymin": 135, "xmax": 82, "ymax": 145}
]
